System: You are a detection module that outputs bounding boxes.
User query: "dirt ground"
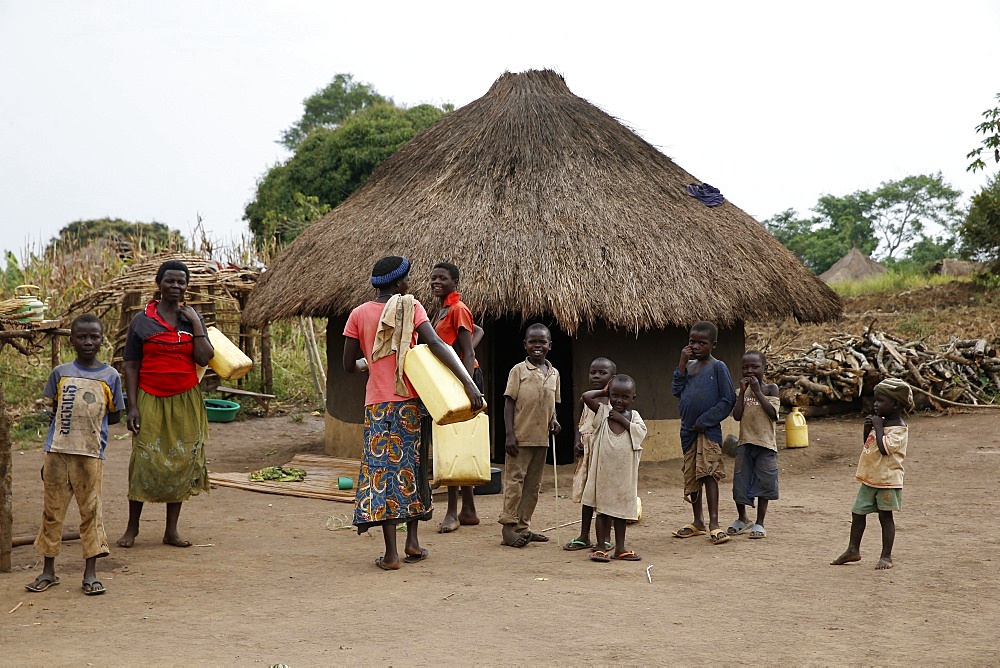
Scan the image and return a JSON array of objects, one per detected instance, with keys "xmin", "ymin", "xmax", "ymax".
[{"xmin": 2, "ymin": 408, "xmax": 998, "ymax": 666}]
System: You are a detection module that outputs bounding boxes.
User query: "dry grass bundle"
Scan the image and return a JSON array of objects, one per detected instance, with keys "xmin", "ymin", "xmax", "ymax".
[{"xmin": 244, "ymin": 69, "xmax": 841, "ymax": 332}]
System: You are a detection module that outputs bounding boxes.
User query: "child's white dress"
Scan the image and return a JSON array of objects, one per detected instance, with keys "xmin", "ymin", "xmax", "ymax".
[{"xmin": 581, "ymin": 404, "xmax": 647, "ymax": 521}]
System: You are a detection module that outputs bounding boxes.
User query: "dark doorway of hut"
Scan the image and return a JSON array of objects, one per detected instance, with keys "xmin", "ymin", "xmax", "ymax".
[{"xmin": 488, "ymin": 317, "xmax": 575, "ymax": 465}]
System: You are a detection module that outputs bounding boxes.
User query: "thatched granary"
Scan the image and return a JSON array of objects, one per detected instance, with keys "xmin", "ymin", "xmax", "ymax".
[
  {"xmin": 819, "ymin": 247, "xmax": 886, "ymax": 284},
  {"xmin": 933, "ymin": 258, "xmax": 977, "ymax": 277},
  {"xmin": 244, "ymin": 69, "xmax": 842, "ymax": 462}
]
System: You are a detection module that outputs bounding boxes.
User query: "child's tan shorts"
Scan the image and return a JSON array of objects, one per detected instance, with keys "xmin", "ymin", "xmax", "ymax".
[{"xmin": 682, "ymin": 434, "xmax": 726, "ymax": 497}]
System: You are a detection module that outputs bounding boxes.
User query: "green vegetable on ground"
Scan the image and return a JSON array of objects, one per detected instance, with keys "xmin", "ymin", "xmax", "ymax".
[{"xmin": 249, "ymin": 466, "xmax": 307, "ymax": 482}]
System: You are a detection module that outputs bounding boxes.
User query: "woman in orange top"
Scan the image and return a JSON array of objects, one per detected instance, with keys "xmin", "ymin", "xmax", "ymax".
[{"xmin": 430, "ymin": 262, "xmax": 485, "ymax": 533}]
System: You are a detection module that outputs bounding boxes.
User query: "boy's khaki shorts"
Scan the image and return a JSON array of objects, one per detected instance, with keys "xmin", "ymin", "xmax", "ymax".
[
  {"xmin": 682, "ymin": 434, "xmax": 726, "ymax": 497},
  {"xmin": 852, "ymin": 484, "xmax": 902, "ymax": 514}
]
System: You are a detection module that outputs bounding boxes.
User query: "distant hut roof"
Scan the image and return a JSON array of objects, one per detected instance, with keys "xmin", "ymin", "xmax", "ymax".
[
  {"xmin": 933, "ymin": 258, "xmax": 977, "ymax": 276},
  {"xmin": 244, "ymin": 69, "xmax": 842, "ymax": 333},
  {"xmin": 819, "ymin": 247, "xmax": 887, "ymax": 284}
]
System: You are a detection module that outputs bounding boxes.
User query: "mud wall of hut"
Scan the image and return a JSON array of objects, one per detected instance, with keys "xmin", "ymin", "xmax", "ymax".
[
  {"xmin": 323, "ymin": 317, "xmax": 744, "ymax": 462},
  {"xmin": 572, "ymin": 322, "xmax": 743, "ymax": 461}
]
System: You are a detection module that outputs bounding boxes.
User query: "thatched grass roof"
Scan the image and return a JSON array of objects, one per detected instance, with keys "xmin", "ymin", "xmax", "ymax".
[
  {"xmin": 819, "ymin": 247, "xmax": 886, "ymax": 284},
  {"xmin": 244, "ymin": 69, "xmax": 842, "ymax": 333}
]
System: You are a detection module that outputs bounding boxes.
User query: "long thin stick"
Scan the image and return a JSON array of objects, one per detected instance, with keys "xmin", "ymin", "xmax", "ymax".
[
  {"xmin": 550, "ymin": 432, "xmax": 560, "ymax": 546},
  {"xmin": 540, "ymin": 519, "xmax": 581, "ymax": 533}
]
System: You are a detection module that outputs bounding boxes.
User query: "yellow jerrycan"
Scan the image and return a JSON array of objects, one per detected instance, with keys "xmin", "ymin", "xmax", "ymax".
[
  {"xmin": 197, "ymin": 326, "xmax": 254, "ymax": 381},
  {"xmin": 432, "ymin": 413, "xmax": 491, "ymax": 486},
  {"xmin": 784, "ymin": 407, "xmax": 809, "ymax": 448},
  {"xmin": 403, "ymin": 344, "xmax": 486, "ymax": 425}
]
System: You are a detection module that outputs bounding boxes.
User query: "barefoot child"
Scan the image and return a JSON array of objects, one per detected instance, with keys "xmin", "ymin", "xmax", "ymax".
[
  {"xmin": 580, "ymin": 375, "xmax": 647, "ymax": 562},
  {"xmin": 728, "ymin": 350, "xmax": 780, "ymax": 539},
  {"xmin": 832, "ymin": 379, "xmax": 911, "ymax": 570},
  {"xmin": 671, "ymin": 321, "xmax": 736, "ymax": 545},
  {"xmin": 26, "ymin": 314, "xmax": 124, "ymax": 596},
  {"xmin": 499, "ymin": 323, "xmax": 561, "ymax": 548},
  {"xmin": 564, "ymin": 357, "xmax": 616, "ymax": 551},
  {"xmin": 429, "ymin": 261, "xmax": 486, "ymax": 533}
]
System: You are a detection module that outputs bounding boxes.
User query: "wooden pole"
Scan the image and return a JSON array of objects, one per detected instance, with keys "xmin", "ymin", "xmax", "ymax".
[
  {"xmin": 261, "ymin": 323, "xmax": 273, "ymax": 396},
  {"xmin": 1, "ymin": 381, "xmax": 12, "ymax": 572},
  {"xmin": 300, "ymin": 316, "xmax": 325, "ymax": 403}
]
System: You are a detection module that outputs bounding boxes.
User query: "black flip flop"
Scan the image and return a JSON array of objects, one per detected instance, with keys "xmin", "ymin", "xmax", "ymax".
[
  {"xmin": 82, "ymin": 577, "xmax": 106, "ymax": 596},
  {"xmin": 403, "ymin": 548, "xmax": 429, "ymax": 563},
  {"xmin": 25, "ymin": 574, "xmax": 60, "ymax": 592}
]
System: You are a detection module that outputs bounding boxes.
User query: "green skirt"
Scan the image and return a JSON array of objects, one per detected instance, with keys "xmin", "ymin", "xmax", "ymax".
[{"xmin": 128, "ymin": 387, "xmax": 210, "ymax": 503}]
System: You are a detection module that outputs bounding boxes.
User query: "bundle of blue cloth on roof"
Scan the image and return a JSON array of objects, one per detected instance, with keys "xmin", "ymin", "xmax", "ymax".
[{"xmin": 686, "ymin": 183, "xmax": 725, "ymax": 207}]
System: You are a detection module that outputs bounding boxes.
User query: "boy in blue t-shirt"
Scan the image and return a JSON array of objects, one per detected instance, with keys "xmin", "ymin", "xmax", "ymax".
[
  {"xmin": 671, "ymin": 321, "xmax": 736, "ymax": 545},
  {"xmin": 25, "ymin": 314, "xmax": 124, "ymax": 596}
]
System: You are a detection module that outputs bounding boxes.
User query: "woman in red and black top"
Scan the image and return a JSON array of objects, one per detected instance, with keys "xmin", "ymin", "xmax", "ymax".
[
  {"xmin": 116, "ymin": 260, "xmax": 215, "ymax": 549},
  {"xmin": 430, "ymin": 261, "xmax": 485, "ymax": 533}
]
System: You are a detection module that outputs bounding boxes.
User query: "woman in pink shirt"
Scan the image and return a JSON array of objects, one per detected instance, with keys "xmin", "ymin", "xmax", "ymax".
[{"xmin": 343, "ymin": 256, "xmax": 483, "ymax": 571}]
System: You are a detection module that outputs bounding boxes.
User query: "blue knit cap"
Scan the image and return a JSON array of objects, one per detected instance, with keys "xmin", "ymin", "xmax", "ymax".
[{"xmin": 371, "ymin": 256, "xmax": 410, "ymax": 287}]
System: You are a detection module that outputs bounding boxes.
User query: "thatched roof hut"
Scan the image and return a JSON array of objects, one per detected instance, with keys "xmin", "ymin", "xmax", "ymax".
[
  {"xmin": 819, "ymin": 247, "xmax": 886, "ymax": 284},
  {"xmin": 244, "ymin": 69, "xmax": 842, "ymax": 461},
  {"xmin": 244, "ymin": 70, "xmax": 839, "ymax": 330}
]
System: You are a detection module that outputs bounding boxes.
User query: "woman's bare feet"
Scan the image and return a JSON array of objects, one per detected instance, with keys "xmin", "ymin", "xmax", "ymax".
[
  {"xmin": 457, "ymin": 509, "xmax": 480, "ymax": 526},
  {"xmin": 438, "ymin": 514, "xmax": 461, "ymax": 533},
  {"xmin": 875, "ymin": 556, "xmax": 893, "ymax": 570},
  {"xmin": 163, "ymin": 532, "xmax": 192, "ymax": 548},
  {"xmin": 116, "ymin": 529, "xmax": 138, "ymax": 548},
  {"xmin": 831, "ymin": 547, "xmax": 861, "ymax": 565}
]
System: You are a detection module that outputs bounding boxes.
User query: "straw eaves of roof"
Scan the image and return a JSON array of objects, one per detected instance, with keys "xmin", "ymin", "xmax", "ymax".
[
  {"xmin": 244, "ymin": 69, "xmax": 842, "ymax": 333},
  {"xmin": 819, "ymin": 247, "xmax": 886, "ymax": 285}
]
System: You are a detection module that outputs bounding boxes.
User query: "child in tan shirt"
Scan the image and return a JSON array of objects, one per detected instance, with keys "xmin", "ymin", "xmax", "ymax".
[{"xmin": 831, "ymin": 378, "xmax": 911, "ymax": 570}]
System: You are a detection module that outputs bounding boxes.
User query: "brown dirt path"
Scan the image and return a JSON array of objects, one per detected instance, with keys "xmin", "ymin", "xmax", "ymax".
[{"xmin": 2, "ymin": 411, "xmax": 998, "ymax": 665}]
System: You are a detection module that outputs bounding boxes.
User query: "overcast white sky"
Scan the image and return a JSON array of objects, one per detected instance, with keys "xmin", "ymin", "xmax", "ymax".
[{"xmin": 1, "ymin": 1, "xmax": 998, "ymax": 260}]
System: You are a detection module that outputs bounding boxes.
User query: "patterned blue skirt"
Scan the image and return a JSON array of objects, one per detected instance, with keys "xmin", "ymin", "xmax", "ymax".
[{"xmin": 353, "ymin": 400, "xmax": 433, "ymax": 533}]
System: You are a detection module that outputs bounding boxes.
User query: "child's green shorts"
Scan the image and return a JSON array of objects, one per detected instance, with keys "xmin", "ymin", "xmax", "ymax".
[{"xmin": 852, "ymin": 484, "xmax": 902, "ymax": 514}]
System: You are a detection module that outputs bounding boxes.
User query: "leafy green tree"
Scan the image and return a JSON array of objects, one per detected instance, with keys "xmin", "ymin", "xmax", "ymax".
[
  {"xmin": 867, "ymin": 173, "xmax": 961, "ymax": 260},
  {"xmin": 764, "ymin": 203, "xmax": 877, "ymax": 274},
  {"xmin": 47, "ymin": 218, "xmax": 184, "ymax": 256},
  {"xmin": 258, "ymin": 192, "xmax": 332, "ymax": 248},
  {"xmin": 246, "ymin": 102, "xmax": 448, "ymax": 246},
  {"xmin": 886, "ymin": 235, "xmax": 956, "ymax": 273},
  {"xmin": 278, "ymin": 73, "xmax": 388, "ymax": 151},
  {"xmin": 966, "ymin": 93, "xmax": 1000, "ymax": 173},
  {"xmin": 959, "ymin": 175, "xmax": 1000, "ymax": 265},
  {"xmin": 765, "ymin": 174, "xmax": 960, "ymax": 272}
]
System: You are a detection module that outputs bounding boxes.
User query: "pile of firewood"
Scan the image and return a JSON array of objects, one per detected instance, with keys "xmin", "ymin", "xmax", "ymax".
[{"xmin": 769, "ymin": 323, "xmax": 1000, "ymax": 410}]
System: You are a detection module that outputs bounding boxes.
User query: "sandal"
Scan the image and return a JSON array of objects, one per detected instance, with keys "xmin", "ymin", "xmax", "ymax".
[
  {"xmin": 710, "ymin": 529, "xmax": 731, "ymax": 545},
  {"xmin": 501, "ymin": 533, "xmax": 531, "ymax": 548},
  {"xmin": 25, "ymin": 574, "xmax": 60, "ymax": 592},
  {"xmin": 82, "ymin": 576, "xmax": 106, "ymax": 596},
  {"xmin": 612, "ymin": 550, "xmax": 642, "ymax": 561},
  {"xmin": 727, "ymin": 519, "xmax": 752, "ymax": 535},
  {"xmin": 588, "ymin": 550, "xmax": 611, "ymax": 563},
  {"xmin": 672, "ymin": 524, "xmax": 707, "ymax": 538},
  {"xmin": 562, "ymin": 539, "xmax": 594, "ymax": 551}
]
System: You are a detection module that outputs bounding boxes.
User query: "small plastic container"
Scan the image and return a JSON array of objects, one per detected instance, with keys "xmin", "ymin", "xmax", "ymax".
[
  {"xmin": 205, "ymin": 398, "xmax": 240, "ymax": 423},
  {"xmin": 432, "ymin": 413, "xmax": 491, "ymax": 486},
  {"xmin": 403, "ymin": 344, "xmax": 486, "ymax": 425},
  {"xmin": 14, "ymin": 285, "xmax": 45, "ymax": 322},
  {"xmin": 785, "ymin": 407, "xmax": 809, "ymax": 448}
]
